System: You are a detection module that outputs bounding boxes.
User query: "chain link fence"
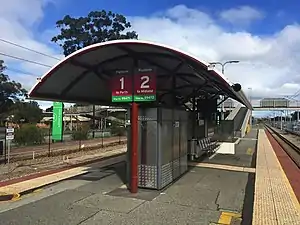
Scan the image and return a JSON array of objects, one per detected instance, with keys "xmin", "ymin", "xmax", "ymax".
[{"xmin": 0, "ymin": 126, "xmax": 127, "ymax": 164}]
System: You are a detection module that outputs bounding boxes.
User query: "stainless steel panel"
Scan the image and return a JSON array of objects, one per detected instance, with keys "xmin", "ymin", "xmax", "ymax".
[
  {"xmin": 180, "ymin": 154, "xmax": 188, "ymax": 175},
  {"xmin": 161, "ymin": 161, "xmax": 173, "ymax": 188},
  {"xmin": 127, "ymin": 107, "xmax": 189, "ymax": 190},
  {"xmin": 139, "ymin": 108, "xmax": 157, "ymax": 121},
  {"xmin": 159, "ymin": 121, "xmax": 173, "ymax": 165},
  {"xmin": 161, "ymin": 108, "xmax": 173, "ymax": 121},
  {"xmin": 173, "ymin": 158, "xmax": 180, "ymax": 179},
  {"xmin": 180, "ymin": 121, "xmax": 188, "ymax": 156},
  {"xmin": 126, "ymin": 125, "xmax": 132, "ymax": 186},
  {"xmin": 173, "ymin": 122, "xmax": 180, "ymax": 159},
  {"xmin": 173, "ymin": 109, "xmax": 180, "ymax": 121},
  {"xmin": 138, "ymin": 165, "xmax": 158, "ymax": 189},
  {"xmin": 138, "ymin": 120, "xmax": 158, "ymax": 166}
]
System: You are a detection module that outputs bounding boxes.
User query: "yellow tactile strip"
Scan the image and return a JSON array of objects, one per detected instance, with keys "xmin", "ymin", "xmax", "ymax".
[
  {"xmin": 252, "ymin": 129, "xmax": 300, "ymax": 225},
  {"xmin": 188, "ymin": 162, "xmax": 256, "ymax": 173},
  {"xmin": 0, "ymin": 153, "xmax": 125, "ymax": 195},
  {"xmin": 218, "ymin": 211, "xmax": 242, "ymax": 224}
]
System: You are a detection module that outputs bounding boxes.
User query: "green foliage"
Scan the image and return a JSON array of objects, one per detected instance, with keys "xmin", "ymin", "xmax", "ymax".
[
  {"xmin": 0, "ymin": 60, "xmax": 27, "ymax": 124},
  {"xmin": 111, "ymin": 124, "xmax": 125, "ymax": 136},
  {"xmin": 74, "ymin": 103, "xmax": 89, "ymax": 107},
  {"xmin": 45, "ymin": 106, "xmax": 53, "ymax": 112},
  {"xmin": 51, "ymin": 10, "xmax": 138, "ymax": 56},
  {"xmin": 291, "ymin": 112, "xmax": 300, "ymax": 121},
  {"xmin": 71, "ymin": 124, "xmax": 89, "ymax": 140},
  {"xmin": 14, "ymin": 124, "xmax": 46, "ymax": 146},
  {"xmin": 11, "ymin": 101, "xmax": 43, "ymax": 123}
]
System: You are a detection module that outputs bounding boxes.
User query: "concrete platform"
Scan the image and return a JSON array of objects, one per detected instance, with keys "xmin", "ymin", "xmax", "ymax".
[
  {"xmin": 0, "ymin": 158, "xmax": 254, "ymax": 225},
  {"xmin": 253, "ymin": 129, "xmax": 300, "ymax": 225},
  {"xmin": 200, "ymin": 129, "xmax": 258, "ymax": 168}
]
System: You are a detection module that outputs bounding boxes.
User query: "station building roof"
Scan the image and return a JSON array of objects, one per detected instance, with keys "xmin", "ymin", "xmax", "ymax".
[{"xmin": 28, "ymin": 40, "xmax": 252, "ymax": 109}]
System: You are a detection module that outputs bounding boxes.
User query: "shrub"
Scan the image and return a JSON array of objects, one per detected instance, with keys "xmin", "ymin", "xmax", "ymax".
[
  {"xmin": 71, "ymin": 124, "xmax": 89, "ymax": 140},
  {"xmin": 111, "ymin": 125, "xmax": 126, "ymax": 136},
  {"xmin": 14, "ymin": 124, "xmax": 45, "ymax": 146}
]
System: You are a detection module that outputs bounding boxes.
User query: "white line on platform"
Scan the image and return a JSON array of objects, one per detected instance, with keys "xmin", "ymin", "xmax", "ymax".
[
  {"xmin": 189, "ymin": 162, "xmax": 256, "ymax": 173},
  {"xmin": 240, "ymin": 138, "xmax": 258, "ymax": 141},
  {"xmin": 208, "ymin": 152, "xmax": 218, "ymax": 159}
]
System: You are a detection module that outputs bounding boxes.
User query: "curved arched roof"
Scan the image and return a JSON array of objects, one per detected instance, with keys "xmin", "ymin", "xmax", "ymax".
[{"xmin": 28, "ymin": 39, "xmax": 251, "ymax": 109}]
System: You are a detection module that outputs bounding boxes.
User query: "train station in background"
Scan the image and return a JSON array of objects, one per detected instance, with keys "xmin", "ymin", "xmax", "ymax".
[
  {"xmin": 28, "ymin": 40, "xmax": 252, "ymax": 193},
  {"xmin": 0, "ymin": 40, "xmax": 299, "ymax": 225}
]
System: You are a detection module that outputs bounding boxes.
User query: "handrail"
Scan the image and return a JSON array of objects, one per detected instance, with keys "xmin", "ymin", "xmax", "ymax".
[
  {"xmin": 240, "ymin": 109, "xmax": 251, "ymax": 137},
  {"xmin": 226, "ymin": 104, "xmax": 242, "ymax": 120}
]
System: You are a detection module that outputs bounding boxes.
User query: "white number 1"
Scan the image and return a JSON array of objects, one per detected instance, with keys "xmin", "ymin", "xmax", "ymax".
[
  {"xmin": 119, "ymin": 77, "xmax": 124, "ymax": 90},
  {"xmin": 140, "ymin": 75, "xmax": 150, "ymax": 88}
]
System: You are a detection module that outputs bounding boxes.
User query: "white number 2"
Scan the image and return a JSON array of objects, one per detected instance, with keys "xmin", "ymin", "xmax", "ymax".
[{"xmin": 140, "ymin": 75, "xmax": 150, "ymax": 89}]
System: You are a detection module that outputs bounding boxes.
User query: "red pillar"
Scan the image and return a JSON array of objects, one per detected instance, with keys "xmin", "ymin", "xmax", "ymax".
[{"xmin": 130, "ymin": 102, "xmax": 138, "ymax": 193}]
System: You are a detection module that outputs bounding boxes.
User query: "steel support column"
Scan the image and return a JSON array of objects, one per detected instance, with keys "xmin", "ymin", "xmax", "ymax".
[
  {"xmin": 92, "ymin": 105, "xmax": 95, "ymax": 138},
  {"xmin": 192, "ymin": 94, "xmax": 196, "ymax": 138},
  {"xmin": 130, "ymin": 102, "xmax": 138, "ymax": 193}
]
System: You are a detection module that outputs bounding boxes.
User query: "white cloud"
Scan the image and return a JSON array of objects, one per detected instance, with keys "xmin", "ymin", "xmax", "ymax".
[
  {"xmin": 219, "ymin": 6, "xmax": 264, "ymax": 25},
  {"xmin": 1, "ymin": 3, "xmax": 300, "ymax": 111},
  {"xmin": 129, "ymin": 5, "xmax": 300, "ymax": 101},
  {"xmin": 0, "ymin": 0, "xmax": 64, "ymax": 109}
]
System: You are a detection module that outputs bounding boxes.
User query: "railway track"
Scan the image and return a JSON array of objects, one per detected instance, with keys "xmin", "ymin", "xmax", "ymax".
[
  {"xmin": 264, "ymin": 124, "xmax": 300, "ymax": 168},
  {"xmin": 1, "ymin": 138, "xmax": 127, "ymax": 163}
]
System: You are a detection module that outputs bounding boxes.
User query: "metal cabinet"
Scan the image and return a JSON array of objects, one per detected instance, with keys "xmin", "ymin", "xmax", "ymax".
[{"xmin": 127, "ymin": 107, "xmax": 188, "ymax": 190}]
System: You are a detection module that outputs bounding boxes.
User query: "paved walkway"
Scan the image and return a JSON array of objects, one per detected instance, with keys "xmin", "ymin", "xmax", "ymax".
[
  {"xmin": 0, "ymin": 134, "xmax": 260, "ymax": 224},
  {"xmin": 0, "ymin": 149, "xmax": 126, "ymax": 195},
  {"xmin": 252, "ymin": 129, "xmax": 300, "ymax": 225},
  {"xmin": 0, "ymin": 161, "xmax": 251, "ymax": 225}
]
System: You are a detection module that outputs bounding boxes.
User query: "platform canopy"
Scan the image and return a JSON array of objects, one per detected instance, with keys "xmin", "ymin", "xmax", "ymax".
[{"xmin": 29, "ymin": 40, "xmax": 252, "ymax": 109}]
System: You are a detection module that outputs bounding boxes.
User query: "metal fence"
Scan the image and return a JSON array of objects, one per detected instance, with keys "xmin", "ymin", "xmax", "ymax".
[
  {"xmin": 272, "ymin": 121, "xmax": 300, "ymax": 133},
  {"xmin": 0, "ymin": 127, "xmax": 127, "ymax": 164}
]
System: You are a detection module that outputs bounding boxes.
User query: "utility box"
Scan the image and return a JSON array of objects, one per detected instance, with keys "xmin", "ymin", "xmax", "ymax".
[{"xmin": 127, "ymin": 107, "xmax": 188, "ymax": 190}]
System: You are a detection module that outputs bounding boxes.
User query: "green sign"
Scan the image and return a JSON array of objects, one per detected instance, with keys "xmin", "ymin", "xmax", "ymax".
[
  {"xmin": 134, "ymin": 95, "xmax": 156, "ymax": 102},
  {"xmin": 112, "ymin": 96, "xmax": 133, "ymax": 102},
  {"xmin": 52, "ymin": 102, "xmax": 63, "ymax": 141}
]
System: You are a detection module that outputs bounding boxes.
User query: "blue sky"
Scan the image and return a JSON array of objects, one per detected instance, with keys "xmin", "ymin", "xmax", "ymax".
[
  {"xmin": 1, "ymin": 0, "xmax": 300, "ymax": 117},
  {"xmin": 39, "ymin": 0, "xmax": 300, "ymax": 35}
]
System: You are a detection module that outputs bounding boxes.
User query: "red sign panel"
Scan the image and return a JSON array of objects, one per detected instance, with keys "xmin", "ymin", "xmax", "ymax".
[
  {"xmin": 134, "ymin": 70, "xmax": 156, "ymax": 95},
  {"xmin": 111, "ymin": 72, "xmax": 132, "ymax": 96}
]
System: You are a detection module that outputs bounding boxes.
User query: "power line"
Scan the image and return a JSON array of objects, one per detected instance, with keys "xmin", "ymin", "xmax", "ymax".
[
  {"xmin": 6, "ymin": 67, "xmax": 39, "ymax": 77},
  {"xmin": 0, "ymin": 38, "xmax": 61, "ymax": 61},
  {"xmin": 0, "ymin": 52, "xmax": 52, "ymax": 68},
  {"xmin": 292, "ymin": 89, "xmax": 300, "ymax": 98}
]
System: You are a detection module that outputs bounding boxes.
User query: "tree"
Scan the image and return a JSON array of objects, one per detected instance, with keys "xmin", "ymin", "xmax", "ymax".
[
  {"xmin": 74, "ymin": 103, "xmax": 89, "ymax": 107},
  {"xmin": 11, "ymin": 101, "xmax": 43, "ymax": 124},
  {"xmin": 291, "ymin": 111, "xmax": 300, "ymax": 121},
  {"xmin": 51, "ymin": 10, "xmax": 138, "ymax": 56},
  {"xmin": 0, "ymin": 60, "xmax": 27, "ymax": 124},
  {"xmin": 45, "ymin": 106, "xmax": 53, "ymax": 112}
]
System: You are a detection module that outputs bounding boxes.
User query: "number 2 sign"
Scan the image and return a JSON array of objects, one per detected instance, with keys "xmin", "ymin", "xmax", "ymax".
[{"xmin": 134, "ymin": 71, "xmax": 156, "ymax": 102}]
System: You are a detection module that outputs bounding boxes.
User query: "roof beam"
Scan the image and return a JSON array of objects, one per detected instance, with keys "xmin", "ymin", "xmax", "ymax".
[
  {"xmin": 117, "ymin": 45, "xmax": 182, "ymax": 74},
  {"xmin": 61, "ymin": 56, "xmax": 128, "ymax": 98}
]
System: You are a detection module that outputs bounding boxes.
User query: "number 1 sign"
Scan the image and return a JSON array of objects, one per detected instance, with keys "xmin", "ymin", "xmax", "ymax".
[{"xmin": 111, "ymin": 70, "xmax": 133, "ymax": 102}]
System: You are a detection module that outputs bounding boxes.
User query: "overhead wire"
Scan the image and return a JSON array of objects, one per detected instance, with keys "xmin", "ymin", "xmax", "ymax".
[
  {"xmin": 0, "ymin": 52, "xmax": 52, "ymax": 68},
  {"xmin": 0, "ymin": 38, "xmax": 61, "ymax": 61},
  {"xmin": 6, "ymin": 67, "xmax": 39, "ymax": 77}
]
